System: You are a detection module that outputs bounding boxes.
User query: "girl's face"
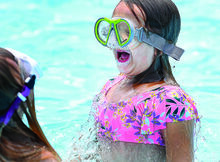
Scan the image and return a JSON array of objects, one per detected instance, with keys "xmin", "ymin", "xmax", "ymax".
[{"xmin": 112, "ymin": 1, "xmax": 155, "ymax": 76}]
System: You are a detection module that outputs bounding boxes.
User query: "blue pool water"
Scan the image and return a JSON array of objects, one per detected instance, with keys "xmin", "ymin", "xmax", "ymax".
[{"xmin": 0, "ymin": 0, "xmax": 219, "ymax": 161}]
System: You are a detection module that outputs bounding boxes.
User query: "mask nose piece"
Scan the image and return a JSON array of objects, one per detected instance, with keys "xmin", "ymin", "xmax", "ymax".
[
  {"xmin": 106, "ymin": 27, "xmax": 130, "ymax": 50},
  {"xmin": 107, "ymin": 30, "xmax": 119, "ymax": 49}
]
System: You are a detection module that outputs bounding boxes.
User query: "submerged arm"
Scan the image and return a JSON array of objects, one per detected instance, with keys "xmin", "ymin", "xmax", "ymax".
[{"xmin": 161, "ymin": 120, "xmax": 194, "ymax": 162}]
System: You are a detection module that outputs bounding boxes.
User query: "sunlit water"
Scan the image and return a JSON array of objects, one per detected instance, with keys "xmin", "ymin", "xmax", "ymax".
[{"xmin": 0, "ymin": 0, "xmax": 219, "ymax": 161}]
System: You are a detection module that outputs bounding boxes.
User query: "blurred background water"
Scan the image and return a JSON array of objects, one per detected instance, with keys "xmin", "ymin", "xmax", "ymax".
[{"xmin": 0, "ymin": 0, "xmax": 219, "ymax": 161}]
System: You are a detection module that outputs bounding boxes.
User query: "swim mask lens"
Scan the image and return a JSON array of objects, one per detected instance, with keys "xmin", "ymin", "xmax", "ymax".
[{"xmin": 5, "ymin": 48, "xmax": 42, "ymax": 79}]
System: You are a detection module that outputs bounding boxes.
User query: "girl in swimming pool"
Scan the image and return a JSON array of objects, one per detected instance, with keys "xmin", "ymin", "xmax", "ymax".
[
  {"xmin": 92, "ymin": 0, "xmax": 199, "ymax": 161},
  {"xmin": 0, "ymin": 48, "xmax": 61, "ymax": 161}
]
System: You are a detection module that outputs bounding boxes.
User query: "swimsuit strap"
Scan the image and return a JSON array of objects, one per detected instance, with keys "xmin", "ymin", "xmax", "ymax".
[{"xmin": 102, "ymin": 74, "xmax": 126, "ymax": 95}]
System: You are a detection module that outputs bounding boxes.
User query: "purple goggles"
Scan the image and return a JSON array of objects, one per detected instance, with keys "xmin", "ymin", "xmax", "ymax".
[{"xmin": 0, "ymin": 75, "xmax": 36, "ymax": 126}]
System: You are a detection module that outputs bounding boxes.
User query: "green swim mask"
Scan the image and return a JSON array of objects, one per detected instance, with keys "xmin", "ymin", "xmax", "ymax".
[{"xmin": 94, "ymin": 17, "xmax": 184, "ymax": 61}]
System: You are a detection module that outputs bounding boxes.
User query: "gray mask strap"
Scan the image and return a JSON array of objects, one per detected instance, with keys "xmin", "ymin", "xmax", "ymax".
[{"xmin": 135, "ymin": 27, "xmax": 184, "ymax": 61}]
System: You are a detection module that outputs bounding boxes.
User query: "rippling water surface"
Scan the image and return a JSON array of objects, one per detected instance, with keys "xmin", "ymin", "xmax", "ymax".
[{"xmin": 0, "ymin": 0, "xmax": 219, "ymax": 161}]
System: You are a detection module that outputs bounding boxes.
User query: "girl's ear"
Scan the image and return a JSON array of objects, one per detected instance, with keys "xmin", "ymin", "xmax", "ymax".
[{"xmin": 154, "ymin": 49, "xmax": 157, "ymax": 56}]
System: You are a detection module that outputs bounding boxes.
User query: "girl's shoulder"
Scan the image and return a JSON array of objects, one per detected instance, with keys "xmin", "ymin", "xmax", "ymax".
[
  {"xmin": 138, "ymin": 84, "xmax": 196, "ymax": 106},
  {"xmin": 140, "ymin": 84, "xmax": 199, "ymax": 136},
  {"xmin": 160, "ymin": 84, "xmax": 196, "ymax": 106},
  {"xmin": 155, "ymin": 84, "xmax": 199, "ymax": 122}
]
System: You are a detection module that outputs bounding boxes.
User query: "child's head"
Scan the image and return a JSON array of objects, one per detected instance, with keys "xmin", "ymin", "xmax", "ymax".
[
  {"xmin": 0, "ymin": 48, "xmax": 60, "ymax": 161},
  {"xmin": 112, "ymin": 0, "xmax": 182, "ymax": 85},
  {"xmin": 0, "ymin": 48, "xmax": 23, "ymax": 114}
]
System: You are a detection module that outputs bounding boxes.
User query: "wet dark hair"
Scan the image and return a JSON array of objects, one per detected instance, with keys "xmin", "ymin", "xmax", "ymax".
[{"xmin": 116, "ymin": 0, "xmax": 181, "ymax": 86}]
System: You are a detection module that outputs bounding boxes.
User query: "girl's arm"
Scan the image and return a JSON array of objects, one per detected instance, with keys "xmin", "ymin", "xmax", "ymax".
[{"xmin": 161, "ymin": 120, "xmax": 194, "ymax": 162}]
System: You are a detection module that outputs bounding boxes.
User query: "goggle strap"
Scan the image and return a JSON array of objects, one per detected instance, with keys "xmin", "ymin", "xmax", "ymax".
[
  {"xmin": 17, "ymin": 92, "xmax": 26, "ymax": 102},
  {"xmin": 0, "ymin": 75, "xmax": 36, "ymax": 125},
  {"xmin": 136, "ymin": 27, "xmax": 184, "ymax": 61},
  {"xmin": 0, "ymin": 97, "xmax": 22, "ymax": 125}
]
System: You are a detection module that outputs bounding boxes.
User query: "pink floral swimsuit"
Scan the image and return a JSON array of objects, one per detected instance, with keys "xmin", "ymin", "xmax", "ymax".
[{"xmin": 94, "ymin": 74, "xmax": 199, "ymax": 146}]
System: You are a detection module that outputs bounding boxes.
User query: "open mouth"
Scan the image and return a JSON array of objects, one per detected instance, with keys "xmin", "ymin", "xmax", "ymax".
[{"xmin": 116, "ymin": 50, "xmax": 131, "ymax": 63}]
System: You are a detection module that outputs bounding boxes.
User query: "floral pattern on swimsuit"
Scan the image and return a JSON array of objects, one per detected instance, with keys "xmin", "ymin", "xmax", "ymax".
[{"xmin": 93, "ymin": 74, "xmax": 199, "ymax": 146}]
